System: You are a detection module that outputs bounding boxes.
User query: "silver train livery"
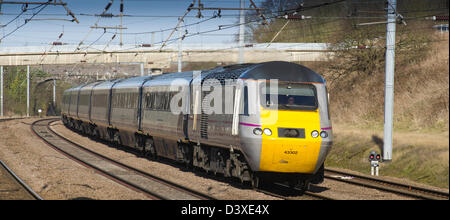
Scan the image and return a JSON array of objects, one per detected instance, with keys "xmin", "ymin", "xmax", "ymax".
[{"xmin": 61, "ymin": 61, "xmax": 333, "ymax": 190}]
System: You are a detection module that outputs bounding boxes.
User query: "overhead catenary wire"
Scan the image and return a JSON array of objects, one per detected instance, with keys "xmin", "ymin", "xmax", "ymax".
[
  {"xmin": 158, "ymin": 0, "xmax": 275, "ymax": 51},
  {"xmin": 74, "ymin": 0, "xmax": 115, "ymax": 52},
  {"xmin": 110, "ymin": 14, "xmax": 219, "ymax": 36},
  {"xmin": 40, "ymin": 30, "xmax": 65, "ymax": 64},
  {"xmin": 72, "ymin": 0, "xmax": 411, "ymax": 55},
  {"xmin": 2, "ymin": 0, "xmax": 447, "ymax": 57},
  {"xmin": 159, "ymin": 0, "xmax": 196, "ymax": 51},
  {"xmin": 77, "ymin": 6, "xmax": 447, "ymax": 60},
  {"xmin": 0, "ymin": 3, "xmax": 30, "ymax": 29},
  {"xmin": 266, "ymin": 19, "xmax": 290, "ymax": 47},
  {"xmin": 123, "ymin": 27, "xmax": 449, "ymax": 69},
  {"xmin": 0, "ymin": 3, "xmax": 48, "ymax": 42}
]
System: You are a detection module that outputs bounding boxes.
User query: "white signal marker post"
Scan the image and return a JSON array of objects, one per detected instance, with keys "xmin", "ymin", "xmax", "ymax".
[
  {"xmin": 178, "ymin": 17, "xmax": 183, "ymax": 73},
  {"xmin": 238, "ymin": 0, "xmax": 245, "ymax": 64},
  {"xmin": 27, "ymin": 65, "xmax": 30, "ymax": 117},
  {"xmin": 383, "ymin": 0, "xmax": 397, "ymax": 161},
  {"xmin": 53, "ymin": 79, "xmax": 56, "ymax": 106}
]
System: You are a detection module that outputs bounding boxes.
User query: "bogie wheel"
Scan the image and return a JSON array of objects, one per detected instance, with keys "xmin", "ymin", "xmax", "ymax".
[
  {"xmin": 251, "ymin": 173, "xmax": 260, "ymax": 189},
  {"xmin": 295, "ymin": 181, "xmax": 311, "ymax": 194},
  {"xmin": 145, "ymin": 139, "xmax": 157, "ymax": 160}
]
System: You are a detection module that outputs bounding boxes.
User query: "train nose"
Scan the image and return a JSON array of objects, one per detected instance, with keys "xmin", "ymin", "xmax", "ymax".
[
  {"xmin": 257, "ymin": 107, "xmax": 331, "ymax": 174},
  {"xmin": 259, "ymin": 126, "xmax": 323, "ymax": 174}
]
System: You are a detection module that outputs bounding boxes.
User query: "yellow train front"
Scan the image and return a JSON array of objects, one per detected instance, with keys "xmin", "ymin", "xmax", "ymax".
[
  {"xmin": 236, "ymin": 62, "xmax": 332, "ymax": 189},
  {"xmin": 191, "ymin": 61, "xmax": 333, "ymax": 190}
]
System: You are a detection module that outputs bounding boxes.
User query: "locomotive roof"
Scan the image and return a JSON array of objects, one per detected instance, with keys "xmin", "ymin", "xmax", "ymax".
[
  {"xmin": 202, "ymin": 61, "xmax": 325, "ymax": 83},
  {"xmin": 66, "ymin": 83, "xmax": 88, "ymax": 93},
  {"xmin": 239, "ymin": 61, "xmax": 326, "ymax": 83},
  {"xmin": 143, "ymin": 71, "xmax": 193, "ymax": 87},
  {"xmin": 83, "ymin": 81, "xmax": 104, "ymax": 88},
  {"xmin": 144, "ymin": 61, "xmax": 325, "ymax": 85},
  {"xmin": 91, "ymin": 78, "xmax": 123, "ymax": 90},
  {"xmin": 113, "ymin": 76, "xmax": 152, "ymax": 88},
  {"xmin": 66, "ymin": 61, "xmax": 325, "ymax": 92}
]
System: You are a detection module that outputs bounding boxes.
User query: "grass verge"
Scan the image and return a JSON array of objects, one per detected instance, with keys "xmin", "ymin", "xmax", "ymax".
[{"xmin": 325, "ymin": 123, "xmax": 449, "ymax": 189}]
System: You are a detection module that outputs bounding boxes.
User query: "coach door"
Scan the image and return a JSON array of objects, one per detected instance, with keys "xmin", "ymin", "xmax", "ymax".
[{"xmin": 188, "ymin": 71, "xmax": 202, "ymax": 143}]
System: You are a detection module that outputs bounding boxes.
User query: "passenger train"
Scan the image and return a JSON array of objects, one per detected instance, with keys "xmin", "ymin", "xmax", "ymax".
[{"xmin": 61, "ymin": 61, "xmax": 333, "ymax": 190}]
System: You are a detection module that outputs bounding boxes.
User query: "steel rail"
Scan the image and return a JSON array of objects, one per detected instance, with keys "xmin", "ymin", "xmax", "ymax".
[
  {"xmin": 0, "ymin": 159, "xmax": 43, "ymax": 200},
  {"xmin": 325, "ymin": 168, "xmax": 449, "ymax": 200},
  {"xmin": 48, "ymin": 119, "xmax": 216, "ymax": 200},
  {"xmin": 31, "ymin": 118, "xmax": 165, "ymax": 200},
  {"xmin": 32, "ymin": 118, "xmax": 215, "ymax": 200},
  {"xmin": 0, "ymin": 117, "xmax": 25, "ymax": 122}
]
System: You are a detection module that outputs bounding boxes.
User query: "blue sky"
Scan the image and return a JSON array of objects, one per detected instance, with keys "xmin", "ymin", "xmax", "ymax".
[{"xmin": 0, "ymin": 0, "xmax": 261, "ymax": 47}]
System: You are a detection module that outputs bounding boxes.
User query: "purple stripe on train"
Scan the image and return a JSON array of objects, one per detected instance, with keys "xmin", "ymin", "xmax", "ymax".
[{"xmin": 239, "ymin": 122, "xmax": 261, "ymax": 127}]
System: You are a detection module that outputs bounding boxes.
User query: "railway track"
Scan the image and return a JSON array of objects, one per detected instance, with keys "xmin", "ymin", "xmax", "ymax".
[
  {"xmin": 253, "ymin": 168, "xmax": 448, "ymax": 200},
  {"xmin": 324, "ymin": 168, "xmax": 449, "ymax": 200},
  {"xmin": 0, "ymin": 160, "xmax": 43, "ymax": 200},
  {"xmin": 258, "ymin": 168, "xmax": 448, "ymax": 200},
  {"xmin": 255, "ymin": 182, "xmax": 335, "ymax": 200},
  {"xmin": 32, "ymin": 118, "xmax": 216, "ymax": 200},
  {"xmin": 0, "ymin": 117, "xmax": 25, "ymax": 123},
  {"xmin": 30, "ymin": 117, "xmax": 448, "ymax": 200}
]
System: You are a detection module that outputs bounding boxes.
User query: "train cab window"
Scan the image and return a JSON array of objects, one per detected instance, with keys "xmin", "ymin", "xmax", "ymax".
[{"xmin": 261, "ymin": 83, "xmax": 318, "ymax": 111}]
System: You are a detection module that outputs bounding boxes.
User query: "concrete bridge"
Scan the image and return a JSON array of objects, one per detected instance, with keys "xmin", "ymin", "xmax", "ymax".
[{"xmin": 0, "ymin": 43, "xmax": 331, "ymax": 70}]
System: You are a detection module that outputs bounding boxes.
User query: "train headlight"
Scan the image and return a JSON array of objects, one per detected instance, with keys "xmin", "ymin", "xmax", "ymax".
[
  {"xmin": 263, "ymin": 128, "xmax": 272, "ymax": 136},
  {"xmin": 320, "ymin": 131, "xmax": 328, "ymax": 138},
  {"xmin": 311, "ymin": 130, "xmax": 319, "ymax": 138},
  {"xmin": 253, "ymin": 128, "xmax": 263, "ymax": 135}
]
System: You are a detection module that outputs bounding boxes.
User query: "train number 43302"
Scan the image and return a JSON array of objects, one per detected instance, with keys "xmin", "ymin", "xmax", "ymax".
[{"xmin": 284, "ymin": 150, "xmax": 298, "ymax": 155}]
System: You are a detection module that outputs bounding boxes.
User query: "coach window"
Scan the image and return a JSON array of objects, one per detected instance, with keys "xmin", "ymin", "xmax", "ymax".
[
  {"xmin": 79, "ymin": 94, "xmax": 89, "ymax": 106},
  {"xmin": 145, "ymin": 93, "xmax": 153, "ymax": 110},
  {"xmin": 155, "ymin": 92, "xmax": 163, "ymax": 110}
]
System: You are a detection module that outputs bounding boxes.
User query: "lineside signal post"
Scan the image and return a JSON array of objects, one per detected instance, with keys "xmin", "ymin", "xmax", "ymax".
[{"xmin": 369, "ymin": 151, "xmax": 381, "ymax": 176}]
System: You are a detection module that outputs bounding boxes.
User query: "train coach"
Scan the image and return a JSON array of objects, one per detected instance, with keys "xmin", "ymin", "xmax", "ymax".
[{"xmin": 61, "ymin": 61, "xmax": 333, "ymax": 191}]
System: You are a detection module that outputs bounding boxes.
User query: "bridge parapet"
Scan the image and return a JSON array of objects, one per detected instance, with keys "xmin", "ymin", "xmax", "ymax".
[{"xmin": 0, "ymin": 43, "xmax": 332, "ymax": 67}]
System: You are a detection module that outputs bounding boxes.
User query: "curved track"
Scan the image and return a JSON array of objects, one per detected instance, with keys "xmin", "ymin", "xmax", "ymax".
[
  {"xmin": 32, "ymin": 117, "xmax": 448, "ymax": 200},
  {"xmin": 0, "ymin": 159, "xmax": 43, "ymax": 200},
  {"xmin": 32, "ymin": 118, "xmax": 216, "ymax": 200},
  {"xmin": 324, "ymin": 168, "xmax": 449, "ymax": 200}
]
